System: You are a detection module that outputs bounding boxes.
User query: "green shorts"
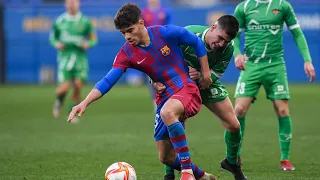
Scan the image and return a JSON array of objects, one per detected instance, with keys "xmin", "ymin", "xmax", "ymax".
[
  {"xmin": 234, "ymin": 59, "xmax": 290, "ymax": 100},
  {"xmin": 57, "ymin": 52, "xmax": 88, "ymax": 83},
  {"xmin": 200, "ymin": 80, "xmax": 228, "ymax": 103}
]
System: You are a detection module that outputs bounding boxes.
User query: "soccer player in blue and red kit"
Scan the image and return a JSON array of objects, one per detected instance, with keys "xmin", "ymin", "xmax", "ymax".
[
  {"xmin": 142, "ymin": 0, "xmax": 171, "ymax": 27},
  {"xmin": 68, "ymin": 3, "xmax": 216, "ymax": 180}
]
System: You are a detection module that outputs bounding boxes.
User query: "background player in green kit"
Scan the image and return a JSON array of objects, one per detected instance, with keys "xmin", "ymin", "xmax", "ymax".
[
  {"xmin": 50, "ymin": 0, "xmax": 97, "ymax": 118},
  {"xmin": 233, "ymin": 0, "xmax": 316, "ymax": 171},
  {"xmin": 153, "ymin": 15, "xmax": 247, "ymax": 180}
]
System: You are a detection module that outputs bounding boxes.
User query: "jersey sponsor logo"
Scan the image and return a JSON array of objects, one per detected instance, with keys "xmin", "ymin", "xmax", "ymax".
[
  {"xmin": 272, "ymin": 9, "xmax": 279, "ymax": 15},
  {"xmin": 160, "ymin": 45, "xmax": 171, "ymax": 56},
  {"xmin": 277, "ymin": 85, "xmax": 284, "ymax": 92},
  {"xmin": 275, "ymin": 85, "xmax": 287, "ymax": 95},
  {"xmin": 248, "ymin": 19, "xmax": 281, "ymax": 35},
  {"xmin": 137, "ymin": 57, "xmax": 146, "ymax": 64}
]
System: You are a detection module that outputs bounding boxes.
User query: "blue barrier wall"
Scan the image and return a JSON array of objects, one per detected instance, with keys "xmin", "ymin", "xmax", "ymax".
[{"xmin": 4, "ymin": 4, "xmax": 320, "ymax": 83}]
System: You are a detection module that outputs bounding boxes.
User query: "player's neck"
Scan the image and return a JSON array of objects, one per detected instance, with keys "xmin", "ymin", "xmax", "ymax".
[
  {"xmin": 139, "ymin": 27, "xmax": 151, "ymax": 47},
  {"xmin": 67, "ymin": 11, "xmax": 80, "ymax": 16}
]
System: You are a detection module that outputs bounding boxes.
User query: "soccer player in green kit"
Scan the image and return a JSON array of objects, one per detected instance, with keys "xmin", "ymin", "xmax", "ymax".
[
  {"xmin": 233, "ymin": 0, "xmax": 316, "ymax": 171},
  {"xmin": 153, "ymin": 15, "xmax": 247, "ymax": 180},
  {"xmin": 50, "ymin": 0, "xmax": 97, "ymax": 118}
]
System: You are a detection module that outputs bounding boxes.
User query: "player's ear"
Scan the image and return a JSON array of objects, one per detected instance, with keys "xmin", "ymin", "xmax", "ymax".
[
  {"xmin": 138, "ymin": 19, "xmax": 145, "ymax": 28},
  {"xmin": 210, "ymin": 24, "xmax": 216, "ymax": 32}
]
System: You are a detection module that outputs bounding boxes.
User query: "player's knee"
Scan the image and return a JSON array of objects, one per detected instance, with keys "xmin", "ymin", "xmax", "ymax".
[
  {"xmin": 226, "ymin": 119, "xmax": 240, "ymax": 133},
  {"xmin": 235, "ymin": 104, "xmax": 248, "ymax": 117},
  {"xmin": 275, "ymin": 106, "xmax": 290, "ymax": 117},
  {"xmin": 160, "ymin": 108, "xmax": 176, "ymax": 124},
  {"xmin": 74, "ymin": 82, "xmax": 82, "ymax": 90},
  {"xmin": 56, "ymin": 83, "xmax": 70, "ymax": 94}
]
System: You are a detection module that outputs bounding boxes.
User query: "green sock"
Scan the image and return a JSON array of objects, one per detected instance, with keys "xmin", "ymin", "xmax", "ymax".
[
  {"xmin": 278, "ymin": 116, "xmax": 292, "ymax": 160},
  {"xmin": 237, "ymin": 116, "xmax": 246, "ymax": 157},
  {"xmin": 225, "ymin": 130, "xmax": 241, "ymax": 165},
  {"xmin": 164, "ymin": 165, "xmax": 174, "ymax": 176}
]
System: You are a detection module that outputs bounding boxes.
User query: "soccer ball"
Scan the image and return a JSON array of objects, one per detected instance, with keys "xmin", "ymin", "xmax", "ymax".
[{"xmin": 105, "ymin": 162, "xmax": 137, "ymax": 180}]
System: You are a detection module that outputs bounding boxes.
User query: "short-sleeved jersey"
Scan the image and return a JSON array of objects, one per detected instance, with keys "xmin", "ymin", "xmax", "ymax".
[
  {"xmin": 50, "ymin": 13, "xmax": 95, "ymax": 53},
  {"xmin": 113, "ymin": 25, "xmax": 202, "ymax": 104},
  {"xmin": 180, "ymin": 25, "xmax": 234, "ymax": 82},
  {"xmin": 142, "ymin": 7, "xmax": 171, "ymax": 26},
  {"xmin": 234, "ymin": 0, "xmax": 299, "ymax": 60}
]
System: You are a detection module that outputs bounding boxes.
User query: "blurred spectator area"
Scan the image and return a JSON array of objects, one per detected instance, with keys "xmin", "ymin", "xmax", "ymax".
[
  {"xmin": 2, "ymin": 0, "xmax": 320, "ymax": 7},
  {"xmin": 1, "ymin": 0, "xmax": 319, "ymax": 83}
]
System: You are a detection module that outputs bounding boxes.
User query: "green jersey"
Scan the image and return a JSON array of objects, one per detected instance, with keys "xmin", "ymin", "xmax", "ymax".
[
  {"xmin": 50, "ymin": 12, "xmax": 97, "ymax": 57},
  {"xmin": 50, "ymin": 12, "xmax": 97, "ymax": 83},
  {"xmin": 234, "ymin": 0, "xmax": 301, "ymax": 62},
  {"xmin": 181, "ymin": 25, "xmax": 234, "ymax": 82}
]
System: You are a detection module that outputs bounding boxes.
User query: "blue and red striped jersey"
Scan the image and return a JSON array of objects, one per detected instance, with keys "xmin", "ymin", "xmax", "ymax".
[
  {"xmin": 142, "ymin": 7, "xmax": 171, "ymax": 26},
  {"xmin": 112, "ymin": 25, "xmax": 206, "ymax": 104}
]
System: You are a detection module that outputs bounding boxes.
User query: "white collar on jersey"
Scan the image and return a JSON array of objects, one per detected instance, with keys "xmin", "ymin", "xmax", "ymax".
[
  {"xmin": 254, "ymin": 0, "xmax": 270, "ymax": 3},
  {"xmin": 65, "ymin": 12, "xmax": 82, "ymax": 21}
]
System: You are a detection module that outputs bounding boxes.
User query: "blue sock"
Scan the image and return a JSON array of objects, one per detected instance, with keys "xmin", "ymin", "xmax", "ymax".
[{"xmin": 168, "ymin": 122, "xmax": 192, "ymax": 170}]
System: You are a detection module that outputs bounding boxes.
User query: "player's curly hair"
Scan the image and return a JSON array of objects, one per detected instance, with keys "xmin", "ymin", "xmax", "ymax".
[
  {"xmin": 114, "ymin": 3, "xmax": 142, "ymax": 30},
  {"xmin": 216, "ymin": 15, "xmax": 240, "ymax": 39}
]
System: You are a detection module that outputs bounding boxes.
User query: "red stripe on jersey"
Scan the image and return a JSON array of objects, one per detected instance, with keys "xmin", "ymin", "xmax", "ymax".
[
  {"xmin": 155, "ymin": 27, "xmax": 189, "ymax": 85},
  {"xmin": 153, "ymin": 27, "xmax": 182, "ymax": 91},
  {"xmin": 149, "ymin": 44, "xmax": 168, "ymax": 70},
  {"xmin": 156, "ymin": 27, "xmax": 185, "ymax": 65},
  {"xmin": 151, "ymin": 27, "xmax": 175, "ymax": 67}
]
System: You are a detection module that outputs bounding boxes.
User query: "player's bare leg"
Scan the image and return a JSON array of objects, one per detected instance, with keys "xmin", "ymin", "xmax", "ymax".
[
  {"xmin": 205, "ymin": 97, "xmax": 247, "ymax": 180},
  {"xmin": 272, "ymin": 100, "xmax": 295, "ymax": 171},
  {"xmin": 234, "ymin": 97, "xmax": 254, "ymax": 164},
  {"xmin": 72, "ymin": 78, "xmax": 83, "ymax": 105},
  {"xmin": 53, "ymin": 81, "xmax": 71, "ymax": 118},
  {"xmin": 160, "ymin": 99, "xmax": 195, "ymax": 180},
  {"xmin": 156, "ymin": 139, "xmax": 216, "ymax": 180}
]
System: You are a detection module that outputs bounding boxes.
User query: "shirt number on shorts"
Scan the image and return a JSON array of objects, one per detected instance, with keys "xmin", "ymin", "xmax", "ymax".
[
  {"xmin": 154, "ymin": 114, "xmax": 160, "ymax": 129},
  {"xmin": 236, "ymin": 82, "xmax": 246, "ymax": 94}
]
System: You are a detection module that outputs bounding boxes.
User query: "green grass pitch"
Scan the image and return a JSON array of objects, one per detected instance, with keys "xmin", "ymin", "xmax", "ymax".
[{"xmin": 0, "ymin": 84, "xmax": 319, "ymax": 180}]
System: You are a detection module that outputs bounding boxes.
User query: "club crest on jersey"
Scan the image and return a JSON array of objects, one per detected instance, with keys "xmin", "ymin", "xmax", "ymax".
[
  {"xmin": 160, "ymin": 45, "xmax": 171, "ymax": 56},
  {"xmin": 272, "ymin": 9, "xmax": 279, "ymax": 15}
]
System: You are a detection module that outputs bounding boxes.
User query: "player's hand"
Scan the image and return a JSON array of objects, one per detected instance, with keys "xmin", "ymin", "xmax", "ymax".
[
  {"xmin": 304, "ymin": 62, "xmax": 315, "ymax": 82},
  {"xmin": 55, "ymin": 42, "xmax": 65, "ymax": 50},
  {"xmin": 188, "ymin": 66, "xmax": 200, "ymax": 81},
  {"xmin": 81, "ymin": 41, "xmax": 90, "ymax": 50},
  {"xmin": 199, "ymin": 75, "xmax": 212, "ymax": 90},
  {"xmin": 152, "ymin": 82, "xmax": 166, "ymax": 94},
  {"xmin": 235, "ymin": 54, "xmax": 248, "ymax": 70},
  {"xmin": 67, "ymin": 101, "xmax": 87, "ymax": 123}
]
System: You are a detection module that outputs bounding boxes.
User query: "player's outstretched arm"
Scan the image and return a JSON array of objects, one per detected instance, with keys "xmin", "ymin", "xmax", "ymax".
[{"xmin": 67, "ymin": 68, "xmax": 124, "ymax": 122}]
